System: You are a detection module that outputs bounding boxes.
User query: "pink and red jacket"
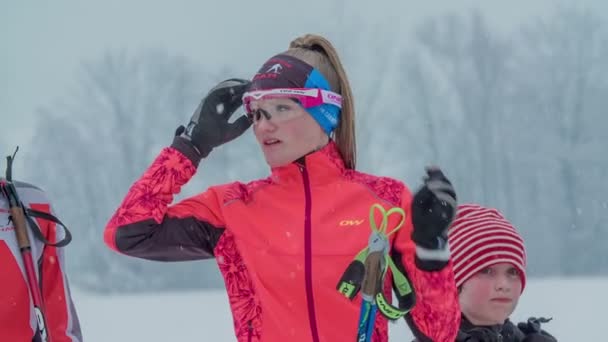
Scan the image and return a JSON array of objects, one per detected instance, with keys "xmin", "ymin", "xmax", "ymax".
[{"xmin": 104, "ymin": 141, "xmax": 459, "ymax": 341}]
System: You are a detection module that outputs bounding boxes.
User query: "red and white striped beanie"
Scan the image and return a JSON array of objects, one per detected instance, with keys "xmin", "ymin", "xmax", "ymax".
[{"xmin": 448, "ymin": 204, "xmax": 527, "ymax": 291}]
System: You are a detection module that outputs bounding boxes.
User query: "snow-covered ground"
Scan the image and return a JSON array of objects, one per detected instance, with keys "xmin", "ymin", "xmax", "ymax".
[{"xmin": 73, "ymin": 277, "xmax": 604, "ymax": 341}]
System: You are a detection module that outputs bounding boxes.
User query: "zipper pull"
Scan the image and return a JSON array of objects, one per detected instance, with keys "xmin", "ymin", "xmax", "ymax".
[{"xmin": 295, "ymin": 157, "xmax": 306, "ymax": 172}]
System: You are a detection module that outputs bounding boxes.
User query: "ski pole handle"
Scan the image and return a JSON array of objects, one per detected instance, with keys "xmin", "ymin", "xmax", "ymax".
[
  {"xmin": 10, "ymin": 205, "xmax": 31, "ymax": 249},
  {"xmin": 361, "ymin": 250, "xmax": 383, "ymax": 296},
  {"xmin": 356, "ymin": 251, "xmax": 384, "ymax": 342},
  {"xmin": 1, "ymin": 180, "xmax": 31, "ymax": 249},
  {"xmin": 2, "ymin": 150, "xmax": 51, "ymax": 342}
]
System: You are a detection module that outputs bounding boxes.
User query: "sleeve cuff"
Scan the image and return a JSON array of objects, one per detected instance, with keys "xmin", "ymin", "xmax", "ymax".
[
  {"xmin": 170, "ymin": 136, "xmax": 203, "ymax": 167},
  {"xmin": 415, "ymin": 244, "xmax": 450, "ymax": 271}
]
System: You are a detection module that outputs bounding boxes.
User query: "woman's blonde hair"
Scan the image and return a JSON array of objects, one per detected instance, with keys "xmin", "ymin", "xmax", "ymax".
[{"xmin": 282, "ymin": 34, "xmax": 356, "ymax": 170}]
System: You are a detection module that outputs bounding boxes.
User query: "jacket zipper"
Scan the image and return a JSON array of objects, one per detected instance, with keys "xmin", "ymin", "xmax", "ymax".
[{"xmin": 299, "ymin": 163, "xmax": 320, "ymax": 342}]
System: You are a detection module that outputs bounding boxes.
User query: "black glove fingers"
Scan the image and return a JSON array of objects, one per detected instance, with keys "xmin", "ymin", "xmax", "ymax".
[
  {"xmin": 226, "ymin": 80, "xmax": 249, "ymax": 108},
  {"xmin": 425, "ymin": 167, "xmax": 452, "ymax": 184},
  {"xmin": 211, "ymin": 79, "xmax": 249, "ymax": 100},
  {"xmin": 205, "ymin": 78, "xmax": 247, "ymax": 111},
  {"xmin": 190, "ymin": 100, "xmax": 205, "ymax": 122},
  {"xmin": 413, "ymin": 186, "xmax": 435, "ymax": 208},
  {"xmin": 215, "ymin": 82, "xmax": 249, "ymax": 120},
  {"xmin": 208, "ymin": 78, "xmax": 248, "ymax": 94},
  {"xmin": 426, "ymin": 179, "xmax": 456, "ymax": 196},
  {"xmin": 226, "ymin": 79, "xmax": 250, "ymax": 97},
  {"xmin": 199, "ymin": 94, "xmax": 223, "ymax": 119},
  {"xmin": 179, "ymin": 78, "xmax": 252, "ymax": 158},
  {"xmin": 223, "ymin": 93, "xmax": 246, "ymax": 119},
  {"xmin": 208, "ymin": 91, "xmax": 232, "ymax": 116},
  {"xmin": 411, "ymin": 166, "xmax": 457, "ymax": 251},
  {"xmin": 426, "ymin": 180, "xmax": 457, "ymax": 208},
  {"xmin": 226, "ymin": 115, "xmax": 252, "ymax": 141},
  {"xmin": 433, "ymin": 192, "xmax": 458, "ymax": 215}
]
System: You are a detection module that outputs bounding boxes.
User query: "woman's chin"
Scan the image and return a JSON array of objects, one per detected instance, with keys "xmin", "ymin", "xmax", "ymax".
[
  {"xmin": 265, "ymin": 155, "xmax": 288, "ymax": 168},
  {"xmin": 265, "ymin": 154, "xmax": 300, "ymax": 169}
]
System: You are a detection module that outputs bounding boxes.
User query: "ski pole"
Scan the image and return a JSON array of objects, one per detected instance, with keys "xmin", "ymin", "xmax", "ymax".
[
  {"xmin": 356, "ymin": 249, "xmax": 383, "ymax": 342},
  {"xmin": 355, "ymin": 204, "xmax": 396, "ymax": 342},
  {"xmin": 337, "ymin": 204, "xmax": 411, "ymax": 341},
  {"xmin": 1, "ymin": 148, "xmax": 50, "ymax": 342}
]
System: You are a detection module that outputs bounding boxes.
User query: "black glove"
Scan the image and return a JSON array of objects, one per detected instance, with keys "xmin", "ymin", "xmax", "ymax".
[
  {"xmin": 410, "ymin": 167, "xmax": 457, "ymax": 271},
  {"xmin": 518, "ymin": 317, "xmax": 557, "ymax": 342},
  {"xmin": 175, "ymin": 78, "xmax": 251, "ymax": 159},
  {"xmin": 411, "ymin": 167, "xmax": 457, "ymax": 249}
]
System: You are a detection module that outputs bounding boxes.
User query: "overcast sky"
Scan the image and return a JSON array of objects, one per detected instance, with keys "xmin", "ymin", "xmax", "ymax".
[{"xmin": 2, "ymin": 0, "xmax": 606, "ymax": 157}]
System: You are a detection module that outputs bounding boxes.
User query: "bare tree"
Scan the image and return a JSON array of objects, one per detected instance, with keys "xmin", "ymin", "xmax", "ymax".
[
  {"xmin": 25, "ymin": 49, "xmax": 259, "ymax": 292},
  {"xmin": 510, "ymin": 7, "xmax": 608, "ymax": 275},
  {"xmin": 402, "ymin": 11, "xmax": 513, "ymax": 207}
]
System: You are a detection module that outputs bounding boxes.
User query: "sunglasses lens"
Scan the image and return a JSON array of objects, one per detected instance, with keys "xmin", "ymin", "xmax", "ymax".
[{"xmin": 247, "ymin": 110, "xmax": 263, "ymax": 122}]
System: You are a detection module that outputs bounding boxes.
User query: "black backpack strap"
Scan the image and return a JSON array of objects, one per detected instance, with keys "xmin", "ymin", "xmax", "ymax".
[{"xmin": 24, "ymin": 207, "xmax": 72, "ymax": 247}]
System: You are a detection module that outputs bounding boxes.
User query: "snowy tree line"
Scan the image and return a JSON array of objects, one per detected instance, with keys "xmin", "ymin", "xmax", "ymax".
[{"xmin": 24, "ymin": 7, "xmax": 608, "ymax": 292}]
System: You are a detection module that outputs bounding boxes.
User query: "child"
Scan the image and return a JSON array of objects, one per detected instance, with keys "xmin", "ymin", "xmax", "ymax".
[{"xmin": 448, "ymin": 204, "xmax": 556, "ymax": 342}]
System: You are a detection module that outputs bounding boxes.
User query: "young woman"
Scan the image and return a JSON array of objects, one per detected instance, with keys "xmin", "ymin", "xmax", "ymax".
[{"xmin": 104, "ymin": 34, "xmax": 460, "ymax": 342}]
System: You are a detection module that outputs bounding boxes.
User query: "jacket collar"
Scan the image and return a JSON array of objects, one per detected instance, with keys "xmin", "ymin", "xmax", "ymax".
[
  {"xmin": 460, "ymin": 314, "xmax": 524, "ymax": 341},
  {"xmin": 460, "ymin": 314, "xmax": 505, "ymax": 334},
  {"xmin": 269, "ymin": 141, "xmax": 346, "ymax": 186}
]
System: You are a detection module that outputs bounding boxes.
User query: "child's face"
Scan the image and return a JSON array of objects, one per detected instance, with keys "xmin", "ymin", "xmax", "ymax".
[{"xmin": 459, "ymin": 262, "xmax": 522, "ymax": 326}]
